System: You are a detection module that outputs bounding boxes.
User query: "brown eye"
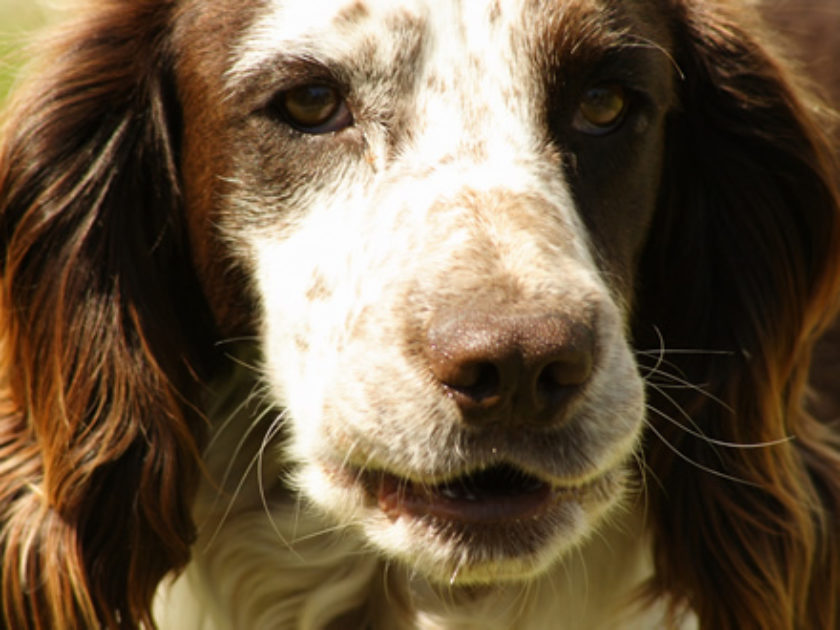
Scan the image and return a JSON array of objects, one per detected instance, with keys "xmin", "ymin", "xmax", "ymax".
[
  {"xmin": 573, "ymin": 84, "xmax": 627, "ymax": 135},
  {"xmin": 279, "ymin": 84, "xmax": 352, "ymax": 133}
]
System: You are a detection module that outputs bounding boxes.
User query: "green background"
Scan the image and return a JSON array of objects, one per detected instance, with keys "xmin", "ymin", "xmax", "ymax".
[{"xmin": 0, "ymin": 0, "xmax": 48, "ymax": 103}]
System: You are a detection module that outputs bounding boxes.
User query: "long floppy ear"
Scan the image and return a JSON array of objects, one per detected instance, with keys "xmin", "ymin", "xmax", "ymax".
[
  {"xmin": 0, "ymin": 3, "xmax": 217, "ymax": 629},
  {"xmin": 634, "ymin": 1, "xmax": 840, "ymax": 628}
]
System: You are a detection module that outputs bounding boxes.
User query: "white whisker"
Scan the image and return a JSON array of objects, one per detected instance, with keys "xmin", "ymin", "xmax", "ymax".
[
  {"xmin": 644, "ymin": 422, "xmax": 762, "ymax": 488},
  {"xmin": 646, "ymin": 402, "xmax": 793, "ymax": 450}
]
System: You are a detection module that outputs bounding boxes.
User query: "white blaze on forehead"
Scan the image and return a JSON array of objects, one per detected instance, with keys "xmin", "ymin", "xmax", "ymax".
[
  {"xmin": 231, "ymin": 0, "xmax": 522, "ymax": 71},
  {"xmin": 406, "ymin": 3, "xmax": 538, "ymax": 165}
]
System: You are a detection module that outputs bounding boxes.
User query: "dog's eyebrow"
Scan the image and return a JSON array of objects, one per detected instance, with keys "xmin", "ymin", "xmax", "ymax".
[
  {"xmin": 227, "ymin": 1, "xmax": 427, "ymax": 95},
  {"xmin": 224, "ymin": 52, "xmax": 350, "ymax": 105}
]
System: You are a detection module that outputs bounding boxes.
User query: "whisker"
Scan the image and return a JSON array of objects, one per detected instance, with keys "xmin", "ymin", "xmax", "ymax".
[
  {"xmin": 638, "ymin": 331, "xmax": 788, "ymax": 451},
  {"xmin": 290, "ymin": 520, "xmax": 357, "ymax": 545},
  {"xmin": 636, "ymin": 328, "xmax": 735, "ymax": 413},
  {"xmin": 511, "ymin": 577, "xmax": 533, "ymax": 621},
  {"xmin": 214, "ymin": 335, "xmax": 260, "ymax": 348},
  {"xmin": 381, "ymin": 560, "xmax": 396, "ymax": 609},
  {"xmin": 644, "ymin": 422, "xmax": 762, "ymax": 488},
  {"xmin": 221, "ymin": 350, "xmax": 263, "ymax": 375},
  {"xmin": 203, "ymin": 399, "xmax": 279, "ymax": 551},
  {"xmin": 644, "ymin": 325, "xmax": 667, "ymax": 379},
  {"xmin": 205, "ymin": 380, "xmax": 269, "ymax": 453},
  {"xmin": 645, "ymin": 373, "xmax": 727, "ymax": 420},
  {"xmin": 636, "ymin": 325, "xmax": 732, "ymax": 370},
  {"xmin": 291, "ymin": 477, "xmax": 309, "ymax": 543},
  {"xmin": 636, "ymin": 348, "xmax": 734, "ymax": 357},
  {"xmin": 646, "ymin": 402, "xmax": 793, "ymax": 450},
  {"xmin": 257, "ymin": 410, "xmax": 299, "ymax": 552},
  {"xmin": 213, "ymin": 383, "xmax": 275, "ymax": 490},
  {"xmin": 647, "ymin": 380, "xmax": 709, "ymax": 390},
  {"xmin": 645, "ymin": 385, "xmax": 726, "ymax": 467},
  {"xmin": 646, "ymin": 375, "xmax": 723, "ymax": 448}
]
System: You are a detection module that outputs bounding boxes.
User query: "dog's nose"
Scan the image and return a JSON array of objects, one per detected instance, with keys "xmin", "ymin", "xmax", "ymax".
[{"xmin": 426, "ymin": 310, "xmax": 594, "ymax": 426}]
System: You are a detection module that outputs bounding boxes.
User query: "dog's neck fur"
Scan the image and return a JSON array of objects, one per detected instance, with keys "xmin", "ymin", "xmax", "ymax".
[{"xmin": 153, "ymin": 359, "xmax": 694, "ymax": 630}]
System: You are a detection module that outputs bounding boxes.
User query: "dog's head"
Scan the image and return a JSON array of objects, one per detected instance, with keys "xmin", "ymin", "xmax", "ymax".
[
  {"xmin": 203, "ymin": 0, "xmax": 673, "ymax": 583},
  {"xmin": 1, "ymin": 1, "xmax": 839, "ymax": 628}
]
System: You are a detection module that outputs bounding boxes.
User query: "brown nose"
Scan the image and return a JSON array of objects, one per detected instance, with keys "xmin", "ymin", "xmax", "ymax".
[{"xmin": 426, "ymin": 309, "xmax": 594, "ymax": 426}]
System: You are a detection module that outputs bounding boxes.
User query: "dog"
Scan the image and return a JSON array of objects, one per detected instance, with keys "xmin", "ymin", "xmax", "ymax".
[{"xmin": 1, "ymin": 0, "xmax": 839, "ymax": 628}]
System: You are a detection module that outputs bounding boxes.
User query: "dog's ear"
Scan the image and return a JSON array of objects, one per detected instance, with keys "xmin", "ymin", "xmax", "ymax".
[
  {"xmin": 0, "ymin": 4, "xmax": 217, "ymax": 628},
  {"xmin": 634, "ymin": 1, "xmax": 840, "ymax": 628}
]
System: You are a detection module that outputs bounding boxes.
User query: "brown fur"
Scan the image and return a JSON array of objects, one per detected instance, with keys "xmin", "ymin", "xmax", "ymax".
[
  {"xmin": 639, "ymin": 2, "xmax": 840, "ymax": 627},
  {"xmin": 0, "ymin": 2, "xmax": 217, "ymax": 627}
]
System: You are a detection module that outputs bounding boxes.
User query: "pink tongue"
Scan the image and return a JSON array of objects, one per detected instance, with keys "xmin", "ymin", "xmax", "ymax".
[{"xmin": 377, "ymin": 470, "xmax": 552, "ymax": 523}]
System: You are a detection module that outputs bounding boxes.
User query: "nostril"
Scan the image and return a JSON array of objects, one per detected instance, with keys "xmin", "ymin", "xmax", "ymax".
[
  {"xmin": 443, "ymin": 361, "xmax": 501, "ymax": 405},
  {"xmin": 536, "ymin": 352, "xmax": 593, "ymax": 404},
  {"xmin": 545, "ymin": 349, "xmax": 593, "ymax": 386}
]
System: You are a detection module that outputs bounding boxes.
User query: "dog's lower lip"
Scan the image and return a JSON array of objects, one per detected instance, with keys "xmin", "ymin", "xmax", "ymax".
[{"xmin": 372, "ymin": 465, "xmax": 558, "ymax": 524}]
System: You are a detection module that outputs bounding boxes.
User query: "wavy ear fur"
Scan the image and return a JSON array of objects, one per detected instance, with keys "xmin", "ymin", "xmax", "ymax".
[
  {"xmin": 635, "ymin": 2, "xmax": 840, "ymax": 629},
  {"xmin": 0, "ymin": 2, "xmax": 217, "ymax": 628}
]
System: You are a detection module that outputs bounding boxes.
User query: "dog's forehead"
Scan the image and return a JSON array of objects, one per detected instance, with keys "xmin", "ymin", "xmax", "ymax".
[
  {"xmin": 232, "ymin": 0, "xmax": 516, "ymax": 65},
  {"xmin": 226, "ymin": 0, "xmax": 661, "ymax": 85},
  {"xmin": 230, "ymin": 1, "xmax": 487, "ymax": 84}
]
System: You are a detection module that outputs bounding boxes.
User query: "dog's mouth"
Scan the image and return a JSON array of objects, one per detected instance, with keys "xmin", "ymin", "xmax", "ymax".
[
  {"xmin": 363, "ymin": 463, "xmax": 577, "ymax": 524},
  {"xmin": 321, "ymin": 458, "xmax": 626, "ymax": 582}
]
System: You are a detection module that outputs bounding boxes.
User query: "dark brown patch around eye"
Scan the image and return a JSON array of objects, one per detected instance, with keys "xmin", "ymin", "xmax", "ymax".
[
  {"xmin": 573, "ymin": 84, "xmax": 627, "ymax": 135},
  {"xmin": 277, "ymin": 84, "xmax": 353, "ymax": 133}
]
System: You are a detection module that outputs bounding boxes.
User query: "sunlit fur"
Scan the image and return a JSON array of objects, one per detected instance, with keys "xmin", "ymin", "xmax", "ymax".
[{"xmin": 1, "ymin": 1, "xmax": 839, "ymax": 629}]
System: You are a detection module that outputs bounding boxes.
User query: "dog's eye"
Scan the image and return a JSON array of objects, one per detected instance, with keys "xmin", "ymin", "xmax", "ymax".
[
  {"xmin": 573, "ymin": 84, "xmax": 627, "ymax": 135},
  {"xmin": 277, "ymin": 84, "xmax": 352, "ymax": 133}
]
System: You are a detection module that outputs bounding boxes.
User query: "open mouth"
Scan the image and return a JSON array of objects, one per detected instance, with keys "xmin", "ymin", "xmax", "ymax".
[
  {"xmin": 369, "ymin": 464, "xmax": 569, "ymax": 524},
  {"xmin": 325, "ymin": 460, "xmax": 625, "ymax": 582}
]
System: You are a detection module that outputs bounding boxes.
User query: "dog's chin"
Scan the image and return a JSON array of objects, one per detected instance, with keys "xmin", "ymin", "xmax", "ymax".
[{"xmin": 300, "ymin": 458, "xmax": 629, "ymax": 585}]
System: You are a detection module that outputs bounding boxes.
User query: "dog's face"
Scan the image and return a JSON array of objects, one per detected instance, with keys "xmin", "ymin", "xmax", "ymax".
[{"xmin": 176, "ymin": 0, "xmax": 674, "ymax": 584}]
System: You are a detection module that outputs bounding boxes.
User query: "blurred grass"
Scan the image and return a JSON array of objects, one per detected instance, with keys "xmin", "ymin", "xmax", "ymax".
[{"xmin": 0, "ymin": 0, "xmax": 49, "ymax": 104}]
